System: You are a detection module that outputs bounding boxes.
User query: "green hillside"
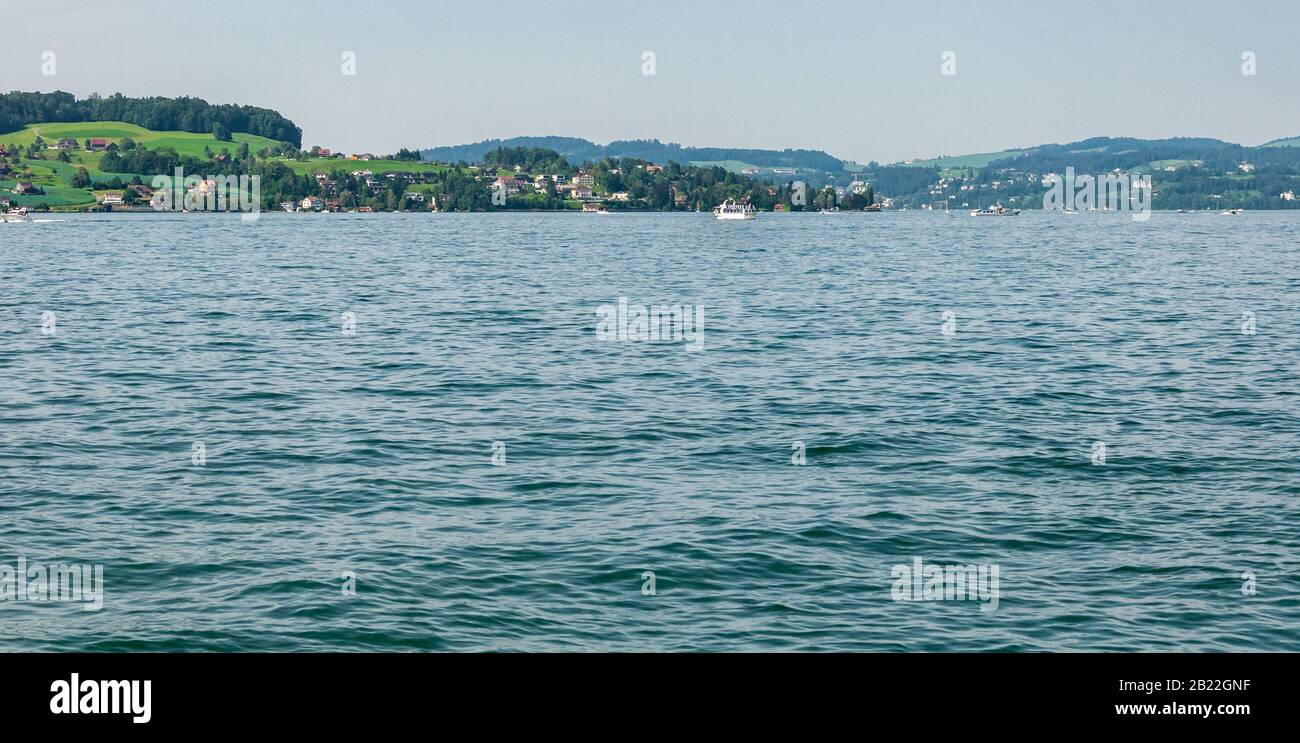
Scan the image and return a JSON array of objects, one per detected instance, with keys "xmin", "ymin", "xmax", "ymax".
[
  {"xmin": 274, "ymin": 157, "xmax": 446, "ymax": 177},
  {"xmin": 687, "ymin": 159, "xmax": 761, "ymax": 172},
  {"xmin": 0, "ymin": 122, "xmax": 282, "ymax": 158},
  {"xmin": 1262, "ymin": 136, "xmax": 1300, "ymax": 148},
  {"xmin": 899, "ymin": 149, "xmax": 1025, "ymax": 168},
  {"xmin": 0, "ymin": 122, "xmax": 282, "ymax": 209}
]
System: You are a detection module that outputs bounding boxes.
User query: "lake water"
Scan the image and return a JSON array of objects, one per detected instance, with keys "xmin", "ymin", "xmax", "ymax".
[{"xmin": 2, "ymin": 211, "xmax": 1298, "ymax": 651}]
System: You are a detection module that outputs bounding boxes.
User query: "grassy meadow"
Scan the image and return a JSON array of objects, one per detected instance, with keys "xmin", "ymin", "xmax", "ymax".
[
  {"xmin": 0, "ymin": 122, "xmax": 282, "ymax": 158},
  {"xmin": 0, "ymin": 122, "xmax": 286, "ymax": 208}
]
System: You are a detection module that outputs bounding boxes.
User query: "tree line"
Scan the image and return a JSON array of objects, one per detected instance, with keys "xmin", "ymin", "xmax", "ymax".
[{"xmin": 0, "ymin": 91, "xmax": 302, "ymax": 146}]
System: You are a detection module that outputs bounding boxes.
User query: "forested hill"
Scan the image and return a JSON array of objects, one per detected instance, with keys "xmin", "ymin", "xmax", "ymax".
[
  {"xmin": 867, "ymin": 135, "xmax": 1300, "ymax": 210},
  {"xmin": 977, "ymin": 136, "xmax": 1300, "ymax": 173},
  {"xmin": 0, "ymin": 91, "xmax": 302, "ymax": 147},
  {"xmin": 420, "ymin": 136, "xmax": 845, "ymax": 172}
]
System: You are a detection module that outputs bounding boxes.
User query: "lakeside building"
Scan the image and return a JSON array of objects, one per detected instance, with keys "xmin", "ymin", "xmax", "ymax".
[{"xmin": 495, "ymin": 176, "xmax": 522, "ymax": 194}]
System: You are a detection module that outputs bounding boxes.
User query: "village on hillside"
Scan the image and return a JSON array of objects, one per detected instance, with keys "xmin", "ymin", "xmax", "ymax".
[{"xmin": 2, "ymin": 126, "xmax": 865, "ymax": 214}]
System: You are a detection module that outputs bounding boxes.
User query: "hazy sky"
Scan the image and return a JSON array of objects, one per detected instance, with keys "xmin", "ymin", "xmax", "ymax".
[{"xmin": 6, "ymin": 0, "xmax": 1299, "ymax": 162}]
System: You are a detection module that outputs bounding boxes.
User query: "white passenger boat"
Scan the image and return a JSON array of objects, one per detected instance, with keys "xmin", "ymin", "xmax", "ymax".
[{"xmin": 714, "ymin": 199, "xmax": 756, "ymax": 220}]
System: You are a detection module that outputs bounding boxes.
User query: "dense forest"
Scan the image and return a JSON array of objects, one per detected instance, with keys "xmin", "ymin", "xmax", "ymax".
[{"xmin": 0, "ymin": 91, "xmax": 302, "ymax": 146}]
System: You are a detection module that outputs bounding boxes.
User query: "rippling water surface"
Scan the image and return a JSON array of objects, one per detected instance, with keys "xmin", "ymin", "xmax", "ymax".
[{"xmin": 2, "ymin": 211, "xmax": 1298, "ymax": 651}]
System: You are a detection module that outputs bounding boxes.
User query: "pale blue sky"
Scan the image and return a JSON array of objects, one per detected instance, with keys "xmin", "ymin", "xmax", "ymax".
[{"xmin": 6, "ymin": 0, "xmax": 1298, "ymax": 162}]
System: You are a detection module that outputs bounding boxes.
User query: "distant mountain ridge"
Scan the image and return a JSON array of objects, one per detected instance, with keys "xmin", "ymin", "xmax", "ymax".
[
  {"xmin": 422, "ymin": 133, "xmax": 1300, "ymax": 175},
  {"xmin": 420, "ymin": 136, "xmax": 844, "ymax": 172},
  {"xmin": 417, "ymin": 133, "xmax": 1300, "ymax": 209}
]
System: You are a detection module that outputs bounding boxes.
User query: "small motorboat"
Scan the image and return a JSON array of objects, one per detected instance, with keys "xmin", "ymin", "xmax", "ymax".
[
  {"xmin": 2, "ymin": 207, "xmax": 31, "ymax": 223},
  {"xmin": 1221, "ymin": 208, "xmax": 1244, "ymax": 215}
]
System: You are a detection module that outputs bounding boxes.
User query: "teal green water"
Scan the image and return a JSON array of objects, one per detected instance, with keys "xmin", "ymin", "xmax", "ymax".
[{"xmin": 2, "ymin": 211, "xmax": 1298, "ymax": 651}]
